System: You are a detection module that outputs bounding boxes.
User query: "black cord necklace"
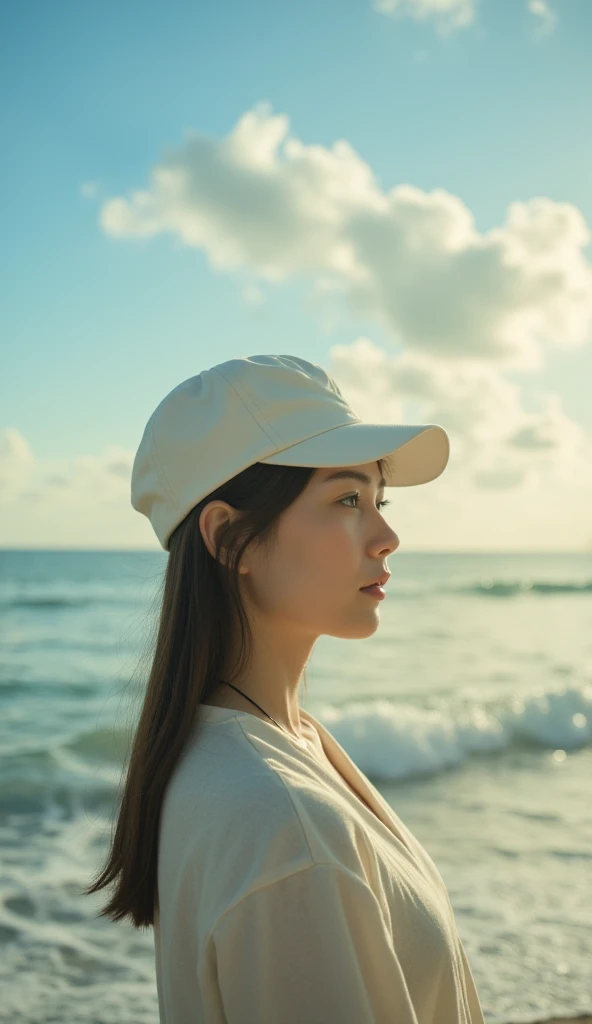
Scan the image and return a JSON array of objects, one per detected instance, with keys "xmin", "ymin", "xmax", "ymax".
[{"xmin": 220, "ymin": 680, "xmax": 306, "ymax": 742}]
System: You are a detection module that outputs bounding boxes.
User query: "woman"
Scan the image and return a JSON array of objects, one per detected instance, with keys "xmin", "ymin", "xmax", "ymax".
[{"xmin": 85, "ymin": 353, "xmax": 486, "ymax": 1023}]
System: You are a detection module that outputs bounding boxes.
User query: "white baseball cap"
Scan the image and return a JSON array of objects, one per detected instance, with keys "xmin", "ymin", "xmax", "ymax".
[{"xmin": 131, "ymin": 353, "xmax": 450, "ymax": 551}]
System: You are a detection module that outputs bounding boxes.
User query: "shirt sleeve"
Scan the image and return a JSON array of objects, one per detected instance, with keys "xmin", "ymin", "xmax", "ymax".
[{"xmin": 211, "ymin": 861, "xmax": 419, "ymax": 1024}]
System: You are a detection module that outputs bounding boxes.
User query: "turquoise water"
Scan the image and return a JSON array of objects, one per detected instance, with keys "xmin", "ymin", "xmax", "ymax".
[{"xmin": 1, "ymin": 549, "xmax": 591, "ymax": 1023}]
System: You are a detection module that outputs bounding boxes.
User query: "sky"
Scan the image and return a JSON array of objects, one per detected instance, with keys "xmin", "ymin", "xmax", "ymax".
[{"xmin": 1, "ymin": 0, "xmax": 592, "ymax": 552}]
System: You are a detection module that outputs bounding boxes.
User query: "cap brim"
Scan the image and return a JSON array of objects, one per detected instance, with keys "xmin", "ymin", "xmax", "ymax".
[{"xmin": 259, "ymin": 421, "xmax": 450, "ymax": 486}]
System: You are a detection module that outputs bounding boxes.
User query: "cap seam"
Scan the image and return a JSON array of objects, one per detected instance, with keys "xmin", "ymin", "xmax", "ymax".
[{"xmin": 212, "ymin": 364, "xmax": 294, "ymax": 450}]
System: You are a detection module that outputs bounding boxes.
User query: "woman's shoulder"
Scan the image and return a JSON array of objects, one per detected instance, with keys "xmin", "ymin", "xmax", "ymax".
[{"xmin": 163, "ymin": 719, "xmax": 363, "ymax": 857}]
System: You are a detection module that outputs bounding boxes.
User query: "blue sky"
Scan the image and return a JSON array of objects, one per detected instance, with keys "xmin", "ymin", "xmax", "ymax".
[{"xmin": 2, "ymin": 0, "xmax": 591, "ymax": 550}]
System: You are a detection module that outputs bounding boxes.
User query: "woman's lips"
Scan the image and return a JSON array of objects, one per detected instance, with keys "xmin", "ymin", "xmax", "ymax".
[{"xmin": 359, "ymin": 584, "xmax": 386, "ymax": 599}]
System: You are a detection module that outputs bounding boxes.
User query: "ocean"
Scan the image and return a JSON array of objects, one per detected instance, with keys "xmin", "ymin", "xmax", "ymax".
[{"xmin": 0, "ymin": 549, "xmax": 591, "ymax": 1024}]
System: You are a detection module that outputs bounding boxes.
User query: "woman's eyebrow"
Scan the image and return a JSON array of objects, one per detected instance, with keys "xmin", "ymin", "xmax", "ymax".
[{"xmin": 321, "ymin": 470, "xmax": 386, "ymax": 490}]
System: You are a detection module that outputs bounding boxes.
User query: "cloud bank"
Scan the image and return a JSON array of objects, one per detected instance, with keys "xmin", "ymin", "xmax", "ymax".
[
  {"xmin": 100, "ymin": 103, "xmax": 592, "ymax": 374},
  {"xmin": 6, "ymin": 103, "xmax": 591, "ymax": 550}
]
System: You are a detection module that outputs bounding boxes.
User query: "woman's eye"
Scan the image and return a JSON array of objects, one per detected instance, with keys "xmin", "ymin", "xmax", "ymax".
[{"xmin": 340, "ymin": 493, "xmax": 391, "ymax": 511}]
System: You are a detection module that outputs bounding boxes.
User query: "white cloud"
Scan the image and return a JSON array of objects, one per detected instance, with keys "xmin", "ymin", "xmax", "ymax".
[
  {"xmin": 0, "ymin": 428, "xmax": 35, "ymax": 494},
  {"xmin": 328, "ymin": 337, "xmax": 589, "ymax": 489},
  {"xmin": 241, "ymin": 283, "xmax": 266, "ymax": 308},
  {"xmin": 99, "ymin": 104, "xmax": 592, "ymax": 373},
  {"xmin": 80, "ymin": 180, "xmax": 101, "ymax": 199},
  {"xmin": 372, "ymin": 0, "xmax": 558, "ymax": 36},
  {"xmin": 0, "ymin": 433, "xmax": 142, "ymax": 546},
  {"xmin": 527, "ymin": 0, "xmax": 558, "ymax": 35},
  {"xmin": 74, "ymin": 445, "xmax": 134, "ymax": 482},
  {"xmin": 372, "ymin": 0, "xmax": 475, "ymax": 35}
]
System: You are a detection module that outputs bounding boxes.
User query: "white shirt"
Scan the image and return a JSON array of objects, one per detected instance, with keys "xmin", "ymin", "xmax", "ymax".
[{"xmin": 153, "ymin": 704, "xmax": 486, "ymax": 1024}]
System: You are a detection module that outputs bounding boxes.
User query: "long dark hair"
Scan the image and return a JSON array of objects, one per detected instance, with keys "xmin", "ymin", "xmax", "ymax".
[{"xmin": 83, "ymin": 457, "xmax": 385, "ymax": 929}]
